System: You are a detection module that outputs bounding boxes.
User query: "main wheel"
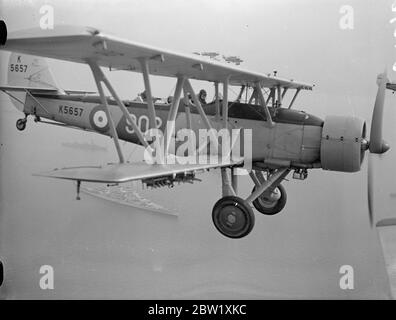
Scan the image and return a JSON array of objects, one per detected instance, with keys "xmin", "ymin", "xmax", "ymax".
[
  {"xmin": 16, "ymin": 119, "xmax": 26, "ymax": 131},
  {"xmin": 212, "ymin": 196, "xmax": 255, "ymax": 239},
  {"xmin": 252, "ymin": 184, "xmax": 287, "ymax": 215}
]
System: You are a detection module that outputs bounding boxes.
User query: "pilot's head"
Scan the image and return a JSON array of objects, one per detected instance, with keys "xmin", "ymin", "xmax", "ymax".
[{"xmin": 199, "ymin": 89, "xmax": 207, "ymax": 101}]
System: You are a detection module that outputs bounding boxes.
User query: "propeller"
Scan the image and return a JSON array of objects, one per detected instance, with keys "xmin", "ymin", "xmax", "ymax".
[
  {"xmin": 368, "ymin": 72, "xmax": 390, "ymax": 154},
  {"xmin": 366, "ymin": 71, "xmax": 390, "ymax": 227},
  {"xmin": 0, "ymin": 20, "xmax": 6, "ymax": 46}
]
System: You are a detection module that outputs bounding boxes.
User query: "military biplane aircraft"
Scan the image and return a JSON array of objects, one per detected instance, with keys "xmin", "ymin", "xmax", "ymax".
[{"xmin": 0, "ymin": 23, "xmax": 394, "ymax": 239}]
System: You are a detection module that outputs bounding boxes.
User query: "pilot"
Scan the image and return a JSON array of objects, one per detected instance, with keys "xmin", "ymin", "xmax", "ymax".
[
  {"xmin": 198, "ymin": 89, "xmax": 207, "ymax": 105},
  {"xmin": 133, "ymin": 90, "xmax": 147, "ymax": 102},
  {"xmin": 140, "ymin": 90, "xmax": 147, "ymax": 102}
]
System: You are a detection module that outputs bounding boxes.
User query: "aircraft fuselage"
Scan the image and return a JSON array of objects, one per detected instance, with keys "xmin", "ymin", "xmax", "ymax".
[{"xmin": 22, "ymin": 93, "xmax": 324, "ymax": 167}]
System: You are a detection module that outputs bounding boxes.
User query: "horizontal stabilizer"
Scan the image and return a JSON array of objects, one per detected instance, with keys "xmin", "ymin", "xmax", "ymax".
[
  {"xmin": 0, "ymin": 85, "xmax": 96, "ymax": 96},
  {"xmin": 0, "ymin": 85, "xmax": 59, "ymax": 93},
  {"xmin": 34, "ymin": 156, "xmax": 244, "ymax": 184}
]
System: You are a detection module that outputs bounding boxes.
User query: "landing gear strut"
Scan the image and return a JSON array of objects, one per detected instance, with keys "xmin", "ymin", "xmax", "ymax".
[{"xmin": 211, "ymin": 167, "xmax": 290, "ymax": 239}]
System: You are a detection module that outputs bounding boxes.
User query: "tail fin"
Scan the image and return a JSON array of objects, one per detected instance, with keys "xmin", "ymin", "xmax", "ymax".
[
  {"xmin": 6, "ymin": 53, "xmax": 62, "ymax": 111},
  {"xmin": 8, "ymin": 53, "xmax": 60, "ymax": 89}
]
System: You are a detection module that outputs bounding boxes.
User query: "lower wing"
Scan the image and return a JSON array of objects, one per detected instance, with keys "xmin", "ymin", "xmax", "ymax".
[{"xmin": 34, "ymin": 156, "xmax": 244, "ymax": 184}]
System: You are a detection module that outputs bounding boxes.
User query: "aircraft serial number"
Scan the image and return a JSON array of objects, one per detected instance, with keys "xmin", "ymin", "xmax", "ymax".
[
  {"xmin": 10, "ymin": 64, "xmax": 28, "ymax": 72},
  {"xmin": 58, "ymin": 105, "xmax": 83, "ymax": 117}
]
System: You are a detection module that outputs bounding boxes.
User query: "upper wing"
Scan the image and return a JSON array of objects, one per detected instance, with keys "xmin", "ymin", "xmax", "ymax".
[
  {"xmin": 34, "ymin": 156, "xmax": 244, "ymax": 184},
  {"xmin": 1, "ymin": 25, "xmax": 313, "ymax": 90}
]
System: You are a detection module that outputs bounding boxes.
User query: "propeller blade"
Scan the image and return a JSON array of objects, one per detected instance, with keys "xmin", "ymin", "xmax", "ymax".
[
  {"xmin": 367, "ymin": 155, "xmax": 374, "ymax": 227},
  {"xmin": 369, "ymin": 72, "xmax": 390, "ymax": 154},
  {"xmin": 0, "ymin": 20, "xmax": 6, "ymax": 46}
]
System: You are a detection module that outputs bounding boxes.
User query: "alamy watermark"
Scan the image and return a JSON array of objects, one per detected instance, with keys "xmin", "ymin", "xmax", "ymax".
[
  {"xmin": 39, "ymin": 5, "xmax": 54, "ymax": 30},
  {"xmin": 339, "ymin": 5, "xmax": 354, "ymax": 30},
  {"xmin": 39, "ymin": 264, "xmax": 54, "ymax": 290},
  {"xmin": 143, "ymin": 122, "xmax": 252, "ymax": 174},
  {"xmin": 339, "ymin": 265, "xmax": 354, "ymax": 290}
]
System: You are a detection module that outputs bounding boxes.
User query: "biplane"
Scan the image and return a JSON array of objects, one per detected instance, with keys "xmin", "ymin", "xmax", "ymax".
[{"xmin": 0, "ymin": 22, "xmax": 393, "ymax": 239}]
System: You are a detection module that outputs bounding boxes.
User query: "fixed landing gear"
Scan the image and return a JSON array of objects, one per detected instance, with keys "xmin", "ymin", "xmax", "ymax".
[
  {"xmin": 16, "ymin": 114, "xmax": 29, "ymax": 131},
  {"xmin": 252, "ymin": 184, "xmax": 287, "ymax": 215},
  {"xmin": 212, "ymin": 196, "xmax": 255, "ymax": 239},
  {"xmin": 16, "ymin": 118, "xmax": 27, "ymax": 131},
  {"xmin": 211, "ymin": 168, "xmax": 290, "ymax": 239}
]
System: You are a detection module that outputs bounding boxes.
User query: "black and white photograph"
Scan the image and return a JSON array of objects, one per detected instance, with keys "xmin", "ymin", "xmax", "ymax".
[{"xmin": 0, "ymin": 0, "xmax": 395, "ymax": 303}]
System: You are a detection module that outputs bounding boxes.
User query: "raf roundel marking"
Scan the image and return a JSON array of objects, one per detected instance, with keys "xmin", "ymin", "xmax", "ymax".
[
  {"xmin": 93, "ymin": 110, "xmax": 108, "ymax": 128},
  {"xmin": 89, "ymin": 105, "xmax": 110, "ymax": 133}
]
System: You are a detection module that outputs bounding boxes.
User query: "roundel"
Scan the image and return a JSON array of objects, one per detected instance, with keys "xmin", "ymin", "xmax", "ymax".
[{"xmin": 89, "ymin": 105, "xmax": 110, "ymax": 133}]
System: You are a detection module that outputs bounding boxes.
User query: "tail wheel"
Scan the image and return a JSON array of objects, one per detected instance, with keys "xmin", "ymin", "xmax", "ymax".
[
  {"xmin": 212, "ymin": 196, "xmax": 255, "ymax": 239},
  {"xmin": 252, "ymin": 184, "xmax": 287, "ymax": 215},
  {"xmin": 16, "ymin": 118, "xmax": 27, "ymax": 131}
]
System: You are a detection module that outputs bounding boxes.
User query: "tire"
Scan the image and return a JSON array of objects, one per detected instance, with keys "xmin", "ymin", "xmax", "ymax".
[
  {"xmin": 212, "ymin": 196, "xmax": 255, "ymax": 239},
  {"xmin": 16, "ymin": 119, "xmax": 26, "ymax": 131},
  {"xmin": 252, "ymin": 184, "xmax": 287, "ymax": 215}
]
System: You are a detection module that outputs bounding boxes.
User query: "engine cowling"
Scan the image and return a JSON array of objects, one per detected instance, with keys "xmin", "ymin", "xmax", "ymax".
[{"xmin": 320, "ymin": 116, "xmax": 366, "ymax": 172}]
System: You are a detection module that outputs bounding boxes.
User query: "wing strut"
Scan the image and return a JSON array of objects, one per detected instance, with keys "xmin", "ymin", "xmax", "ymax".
[
  {"xmin": 222, "ymin": 76, "xmax": 230, "ymax": 129},
  {"xmin": 248, "ymin": 86, "xmax": 260, "ymax": 105},
  {"xmin": 214, "ymin": 82, "xmax": 220, "ymax": 121},
  {"xmin": 139, "ymin": 58, "xmax": 157, "ymax": 130},
  {"xmin": 256, "ymin": 83, "xmax": 275, "ymax": 128},
  {"xmin": 265, "ymin": 88, "xmax": 274, "ymax": 106},
  {"xmin": 88, "ymin": 60, "xmax": 153, "ymax": 163},
  {"xmin": 89, "ymin": 61, "xmax": 125, "ymax": 163},
  {"xmin": 184, "ymin": 79, "xmax": 219, "ymax": 153},
  {"xmin": 288, "ymin": 88, "xmax": 301, "ymax": 109},
  {"xmin": 182, "ymin": 87, "xmax": 192, "ymax": 130},
  {"xmin": 164, "ymin": 76, "xmax": 185, "ymax": 154},
  {"xmin": 89, "ymin": 61, "xmax": 151, "ymax": 149},
  {"xmin": 282, "ymin": 87, "xmax": 288, "ymax": 99}
]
